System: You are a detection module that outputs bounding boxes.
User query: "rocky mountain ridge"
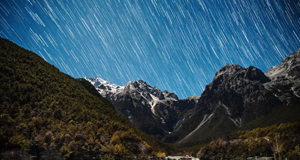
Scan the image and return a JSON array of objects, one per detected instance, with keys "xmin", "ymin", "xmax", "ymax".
[
  {"xmin": 170, "ymin": 64, "xmax": 282, "ymax": 146},
  {"xmin": 86, "ymin": 77, "xmax": 199, "ymax": 139},
  {"xmin": 171, "ymin": 48, "xmax": 300, "ymax": 146},
  {"xmin": 87, "ymin": 48, "xmax": 300, "ymax": 146}
]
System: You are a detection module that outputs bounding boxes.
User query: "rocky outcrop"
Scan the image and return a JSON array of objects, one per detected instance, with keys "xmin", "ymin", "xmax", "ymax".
[{"xmin": 264, "ymin": 49, "xmax": 300, "ymax": 104}]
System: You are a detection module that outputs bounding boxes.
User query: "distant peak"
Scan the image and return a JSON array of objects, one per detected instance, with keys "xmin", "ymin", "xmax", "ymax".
[
  {"xmin": 124, "ymin": 79, "xmax": 151, "ymax": 91},
  {"xmin": 89, "ymin": 77, "xmax": 123, "ymax": 87},
  {"xmin": 87, "ymin": 77, "xmax": 124, "ymax": 97},
  {"xmin": 214, "ymin": 64, "xmax": 242, "ymax": 78},
  {"xmin": 220, "ymin": 64, "xmax": 242, "ymax": 71},
  {"xmin": 136, "ymin": 79, "xmax": 147, "ymax": 85},
  {"xmin": 210, "ymin": 64, "xmax": 269, "ymax": 91}
]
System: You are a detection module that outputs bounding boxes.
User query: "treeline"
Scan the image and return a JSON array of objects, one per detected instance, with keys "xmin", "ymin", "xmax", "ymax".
[
  {"xmin": 197, "ymin": 122, "xmax": 300, "ymax": 160},
  {"xmin": 0, "ymin": 38, "xmax": 170, "ymax": 159}
]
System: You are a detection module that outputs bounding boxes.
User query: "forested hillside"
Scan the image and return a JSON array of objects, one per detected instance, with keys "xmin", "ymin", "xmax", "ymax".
[
  {"xmin": 0, "ymin": 38, "xmax": 170, "ymax": 159},
  {"xmin": 197, "ymin": 122, "xmax": 300, "ymax": 159}
]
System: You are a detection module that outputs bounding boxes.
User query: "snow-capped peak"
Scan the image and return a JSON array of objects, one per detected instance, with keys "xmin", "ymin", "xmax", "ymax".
[
  {"xmin": 87, "ymin": 77, "xmax": 180, "ymax": 117},
  {"xmin": 124, "ymin": 80, "xmax": 151, "ymax": 91},
  {"xmin": 85, "ymin": 77, "xmax": 124, "ymax": 98}
]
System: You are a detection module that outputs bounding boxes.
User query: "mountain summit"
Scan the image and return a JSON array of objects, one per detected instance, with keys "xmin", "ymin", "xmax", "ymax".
[{"xmin": 86, "ymin": 77, "xmax": 194, "ymax": 139}]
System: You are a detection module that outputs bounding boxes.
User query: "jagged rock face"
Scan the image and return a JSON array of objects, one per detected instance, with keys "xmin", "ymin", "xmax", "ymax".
[
  {"xmin": 204, "ymin": 65, "xmax": 276, "ymax": 112},
  {"xmin": 201, "ymin": 64, "xmax": 279, "ymax": 122},
  {"xmin": 264, "ymin": 49, "xmax": 300, "ymax": 105},
  {"xmin": 208, "ymin": 65, "xmax": 270, "ymax": 95},
  {"xmin": 86, "ymin": 78, "xmax": 197, "ymax": 139},
  {"xmin": 171, "ymin": 49, "xmax": 300, "ymax": 146},
  {"xmin": 86, "ymin": 48, "xmax": 300, "ymax": 146},
  {"xmin": 168, "ymin": 65, "xmax": 282, "ymax": 146}
]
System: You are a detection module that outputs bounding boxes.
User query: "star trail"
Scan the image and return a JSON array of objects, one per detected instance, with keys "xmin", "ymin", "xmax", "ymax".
[{"xmin": 1, "ymin": 0, "xmax": 299, "ymax": 99}]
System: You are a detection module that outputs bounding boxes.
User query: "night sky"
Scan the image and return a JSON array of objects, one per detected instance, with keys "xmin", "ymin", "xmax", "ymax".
[{"xmin": 1, "ymin": 0, "xmax": 299, "ymax": 99}]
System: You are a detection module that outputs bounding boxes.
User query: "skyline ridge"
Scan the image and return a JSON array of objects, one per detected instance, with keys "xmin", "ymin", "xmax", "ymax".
[{"xmin": 1, "ymin": 0, "xmax": 299, "ymax": 99}]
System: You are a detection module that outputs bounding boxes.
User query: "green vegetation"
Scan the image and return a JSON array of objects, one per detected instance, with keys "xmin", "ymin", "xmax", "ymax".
[
  {"xmin": 0, "ymin": 38, "xmax": 170, "ymax": 159},
  {"xmin": 198, "ymin": 122, "xmax": 300, "ymax": 159},
  {"xmin": 241, "ymin": 105, "xmax": 300, "ymax": 131}
]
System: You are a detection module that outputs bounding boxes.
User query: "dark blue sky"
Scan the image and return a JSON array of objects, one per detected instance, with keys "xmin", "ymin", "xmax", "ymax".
[{"xmin": 1, "ymin": 0, "xmax": 299, "ymax": 99}]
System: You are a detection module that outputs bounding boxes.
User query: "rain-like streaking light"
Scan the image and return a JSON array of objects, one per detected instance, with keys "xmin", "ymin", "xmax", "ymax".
[{"xmin": 0, "ymin": 0, "xmax": 299, "ymax": 99}]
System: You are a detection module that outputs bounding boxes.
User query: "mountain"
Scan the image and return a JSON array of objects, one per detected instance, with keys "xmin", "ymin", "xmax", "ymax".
[
  {"xmin": 87, "ymin": 48, "xmax": 300, "ymax": 148},
  {"xmin": 167, "ymin": 64, "xmax": 282, "ymax": 146},
  {"xmin": 170, "ymin": 49, "xmax": 300, "ymax": 147},
  {"xmin": 86, "ymin": 77, "xmax": 198, "ymax": 140},
  {"xmin": 0, "ymin": 38, "xmax": 170, "ymax": 159},
  {"xmin": 264, "ymin": 49, "xmax": 300, "ymax": 104}
]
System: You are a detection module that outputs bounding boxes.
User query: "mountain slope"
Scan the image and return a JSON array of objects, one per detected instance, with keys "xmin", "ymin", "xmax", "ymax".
[
  {"xmin": 0, "ymin": 38, "xmax": 169, "ymax": 159},
  {"xmin": 167, "ymin": 65, "xmax": 282, "ymax": 146},
  {"xmin": 86, "ymin": 77, "xmax": 198, "ymax": 140},
  {"xmin": 171, "ymin": 49, "xmax": 300, "ymax": 147}
]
